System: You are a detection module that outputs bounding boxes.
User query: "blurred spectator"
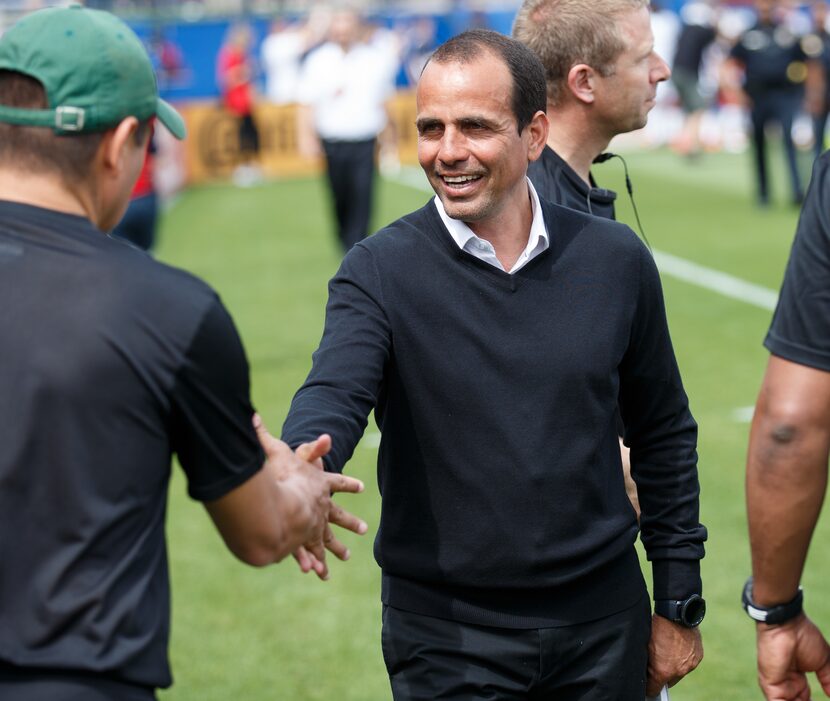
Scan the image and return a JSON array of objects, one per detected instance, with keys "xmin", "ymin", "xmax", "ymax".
[
  {"xmin": 672, "ymin": 1, "xmax": 719, "ymax": 157},
  {"xmin": 805, "ymin": 0, "xmax": 830, "ymax": 157},
  {"xmin": 399, "ymin": 16, "xmax": 438, "ymax": 87},
  {"xmin": 150, "ymin": 28, "xmax": 188, "ymax": 92},
  {"xmin": 709, "ymin": 8, "xmax": 753, "ymax": 153},
  {"xmin": 111, "ymin": 129, "xmax": 159, "ymax": 251},
  {"xmin": 217, "ymin": 23, "xmax": 261, "ymax": 186},
  {"xmin": 261, "ymin": 10, "xmax": 329, "ymax": 105},
  {"xmin": 297, "ymin": 7, "xmax": 397, "ymax": 252},
  {"xmin": 728, "ymin": 0, "xmax": 808, "ymax": 206}
]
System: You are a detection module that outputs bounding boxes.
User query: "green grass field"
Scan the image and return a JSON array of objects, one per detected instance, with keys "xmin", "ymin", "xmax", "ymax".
[{"xmin": 155, "ymin": 145, "xmax": 830, "ymax": 701}]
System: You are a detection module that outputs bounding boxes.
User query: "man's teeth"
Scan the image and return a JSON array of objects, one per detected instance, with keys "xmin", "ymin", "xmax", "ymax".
[{"xmin": 443, "ymin": 175, "xmax": 480, "ymax": 184}]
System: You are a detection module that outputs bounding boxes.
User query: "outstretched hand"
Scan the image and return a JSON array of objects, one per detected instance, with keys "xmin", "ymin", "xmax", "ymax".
[
  {"xmin": 253, "ymin": 414, "xmax": 368, "ymax": 580},
  {"xmin": 757, "ymin": 614, "xmax": 830, "ymax": 701}
]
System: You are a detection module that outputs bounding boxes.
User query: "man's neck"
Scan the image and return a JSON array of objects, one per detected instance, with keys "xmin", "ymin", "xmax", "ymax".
[
  {"xmin": 0, "ymin": 170, "xmax": 92, "ymax": 223},
  {"xmin": 545, "ymin": 107, "xmax": 611, "ymax": 186},
  {"xmin": 466, "ymin": 183, "xmax": 534, "ymax": 271}
]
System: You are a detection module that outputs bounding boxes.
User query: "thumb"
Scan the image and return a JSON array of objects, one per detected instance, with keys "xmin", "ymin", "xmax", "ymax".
[
  {"xmin": 252, "ymin": 413, "xmax": 284, "ymax": 456},
  {"xmin": 296, "ymin": 434, "xmax": 332, "ymax": 467}
]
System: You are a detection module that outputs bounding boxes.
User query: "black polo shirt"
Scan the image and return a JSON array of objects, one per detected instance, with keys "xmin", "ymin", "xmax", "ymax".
[
  {"xmin": 0, "ymin": 201, "xmax": 264, "ymax": 695},
  {"xmin": 527, "ymin": 145, "xmax": 617, "ymax": 220},
  {"xmin": 766, "ymin": 152, "xmax": 830, "ymax": 369},
  {"xmin": 731, "ymin": 21, "xmax": 808, "ymax": 97}
]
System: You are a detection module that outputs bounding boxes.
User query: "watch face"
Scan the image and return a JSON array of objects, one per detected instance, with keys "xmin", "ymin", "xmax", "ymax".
[{"xmin": 681, "ymin": 595, "xmax": 706, "ymax": 627}]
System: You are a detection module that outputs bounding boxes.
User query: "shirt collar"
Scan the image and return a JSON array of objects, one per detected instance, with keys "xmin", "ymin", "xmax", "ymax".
[{"xmin": 433, "ymin": 177, "xmax": 549, "ymax": 272}]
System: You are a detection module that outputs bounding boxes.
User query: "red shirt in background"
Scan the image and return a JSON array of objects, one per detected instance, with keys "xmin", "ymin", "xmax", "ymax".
[{"xmin": 217, "ymin": 45, "xmax": 253, "ymax": 116}]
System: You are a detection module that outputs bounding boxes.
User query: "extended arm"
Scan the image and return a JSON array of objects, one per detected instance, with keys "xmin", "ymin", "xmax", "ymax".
[
  {"xmin": 282, "ymin": 244, "xmax": 391, "ymax": 472},
  {"xmin": 747, "ymin": 355, "xmax": 830, "ymax": 700},
  {"xmin": 170, "ymin": 294, "xmax": 367, "ymax": 578}
]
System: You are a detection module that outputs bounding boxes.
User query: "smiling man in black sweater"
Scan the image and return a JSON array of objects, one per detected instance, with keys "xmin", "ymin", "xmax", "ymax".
[{"xmin": 283, "ymin": 29, "xmax": 706, "ymax": 701}]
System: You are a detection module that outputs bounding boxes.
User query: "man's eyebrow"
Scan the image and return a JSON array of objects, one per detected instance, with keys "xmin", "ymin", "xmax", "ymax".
[
  {"xmin": 457, "ymin": 116, "xmax": 495, "ymax": 128},
  {"xmin": 416, "ymin": 117, "xmax": 442, "ymax": 130}
]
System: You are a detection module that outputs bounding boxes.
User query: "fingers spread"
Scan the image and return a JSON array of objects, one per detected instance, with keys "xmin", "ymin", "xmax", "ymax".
[
  {"xmin": 326, "ymin": 473, "xmax": 364, "ymax": 494},
  {"xmin": 292, "ymin": 547, "xmax": 313, "ymax": 573},
  {"xmin": 329, "ymin": 502, "xmax": 368, "ymax": 535},
  {"xmin": 307, "ymin": 545, "xmax": 329, "ymax": 580},
  {"xmin": 323, "ymin": 526, "xmax": 351, "ymax": 561}
]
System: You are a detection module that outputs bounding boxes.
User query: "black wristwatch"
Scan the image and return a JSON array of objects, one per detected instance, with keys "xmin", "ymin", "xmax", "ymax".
[
  {"xmin": 654, "ymin": 594, "xmax": 706, "ymax": 628},
  {"xmin": 742, "ymin": 577, "xmax": 803, "ymax": 625}
]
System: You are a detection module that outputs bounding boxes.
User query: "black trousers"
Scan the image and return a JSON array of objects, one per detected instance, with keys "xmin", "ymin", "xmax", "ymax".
[
  {"xmin": 749, "ymin": 91, "xmax": 804, "ymax": 204},
  {"xmin": 238, "ymin": 112, "xmax": 260, "ymax": 156},
  {"xmin": 382, "ymin": 593, "xmax": 651, "ymax": 701},
  {"xmin": 321, "ymin": 137, "xmax": 376, "ymax": 251}
]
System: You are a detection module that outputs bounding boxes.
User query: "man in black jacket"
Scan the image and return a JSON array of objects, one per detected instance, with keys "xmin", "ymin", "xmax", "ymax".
[
  {"xmin": 513, "ymin": 0, "xmax": 670, "ymax": 218},
  {"xmin": 283, "ymin": 29, "xmax": 706, "ymax": 701},
  {"xmin": 729, "ymin": 0, "xmax": 807, "ymax": 206}
]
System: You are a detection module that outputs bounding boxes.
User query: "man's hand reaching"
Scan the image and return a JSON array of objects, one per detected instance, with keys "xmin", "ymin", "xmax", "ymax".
[{"xmin": 254, "ymin": 414, "xmax": 368, "ymax": 580}]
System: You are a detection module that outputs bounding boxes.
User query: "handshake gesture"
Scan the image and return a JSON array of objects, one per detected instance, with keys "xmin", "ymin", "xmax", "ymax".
[
  {"xmin": 205, "ymin": 414, "xmax": 367, "ymax": 579},
  {"xmin": 254, "ymin": 414, "xmax": 367, "ymax": 580}
]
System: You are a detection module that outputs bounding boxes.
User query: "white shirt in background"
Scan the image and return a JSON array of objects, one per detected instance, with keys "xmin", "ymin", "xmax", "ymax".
[
  {"xmin": 297, "ymin": 40, "xmax": 396, "ymax": 141},
  {"xmin": 261, "ymin": 28, "xmax": 306, "ymax": 104}
]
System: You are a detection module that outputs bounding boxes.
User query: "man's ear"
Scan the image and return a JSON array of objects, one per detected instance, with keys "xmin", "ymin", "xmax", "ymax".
[
  {"xmin": 526, "ymin": 110, "xmax": 549, "ymax": 162},
  {"xmin": 566, "ymin": 63, "xmax": 598, "ymax": 105},
  {"xmin": 101, "ymin": 116, "xmax": 140, "ymax": 174}
]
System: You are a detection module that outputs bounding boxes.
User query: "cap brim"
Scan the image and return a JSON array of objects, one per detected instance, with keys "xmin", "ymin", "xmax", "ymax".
[{"xmin": 156, "ymin": 98, "xmax": 186, "ymax": 140}]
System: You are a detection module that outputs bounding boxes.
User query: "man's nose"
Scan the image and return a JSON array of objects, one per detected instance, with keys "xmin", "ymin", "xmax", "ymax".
[
  {"xmin": 438, "ymin": 127, "xmax": 469, "ymax": 164},
  {"xmin": 653, "ymin": 52, "xmax": 671, "ymax": 83}
]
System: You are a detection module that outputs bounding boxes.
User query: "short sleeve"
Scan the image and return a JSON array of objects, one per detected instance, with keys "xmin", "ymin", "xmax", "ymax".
[
  {"xmin": 170, "ymin": 296, "xmax": 264, "ymax": 501},
  {"xmin": 765, "ymin": 154, "xmax": 830, "ymax": 371}
]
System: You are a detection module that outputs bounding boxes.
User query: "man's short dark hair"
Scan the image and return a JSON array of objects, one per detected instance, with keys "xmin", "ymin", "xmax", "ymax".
[
  {"xmin": 0, "ymin": 70, "xmax": 151, "ymax": 183},
  {"xmin": 426, "ymin": 29, "xmax": 547, "ymax": 134}
]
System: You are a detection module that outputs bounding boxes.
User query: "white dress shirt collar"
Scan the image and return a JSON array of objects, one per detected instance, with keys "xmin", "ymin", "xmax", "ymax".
[{"xmin": 433, "ymin": 178, "xmax": 549, "ymax": 273}]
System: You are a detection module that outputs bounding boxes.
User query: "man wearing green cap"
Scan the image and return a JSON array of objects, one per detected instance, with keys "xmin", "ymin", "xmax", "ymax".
[{"xmin": 0, "ymin": 7, "xmax": 367, "ymax": 700}]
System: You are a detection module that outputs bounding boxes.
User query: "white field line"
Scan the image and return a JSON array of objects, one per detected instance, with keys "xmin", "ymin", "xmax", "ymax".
[
  {"xmin": 386, "ymin": 168, "xmax": 780, "ymax": 312},
  {"xmin": 652, "ymin": 251, "xmax": 778, "ymax": 312},
  {"xmin": 732, "ymin": 406, "xmax": 756, "ymax": 423}
]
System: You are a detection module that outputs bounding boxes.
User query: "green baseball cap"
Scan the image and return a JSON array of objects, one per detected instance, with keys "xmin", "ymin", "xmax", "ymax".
[{"xmin": 0, "ymin": 5, "xmax": 185, "ymax": 139}]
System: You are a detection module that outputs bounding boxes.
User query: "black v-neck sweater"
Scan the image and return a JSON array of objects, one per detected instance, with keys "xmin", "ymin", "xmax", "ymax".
[{"xmin": 283, "ymin": 200, "xmax": 706, "ymax": 628}]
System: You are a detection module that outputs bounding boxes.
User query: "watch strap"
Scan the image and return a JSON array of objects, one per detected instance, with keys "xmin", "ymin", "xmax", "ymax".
[
  {"xmin": 654, "ymin": 599, "xmax": 683, "ymax": 622},
  {"xmin": 654, "ymin": 594, "xmax": 705, "ymax": 627},
  {"xmin": 742, "ymin": 577, "xmax": 803, "ymax": 624}
]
